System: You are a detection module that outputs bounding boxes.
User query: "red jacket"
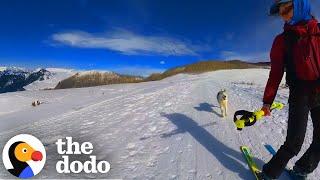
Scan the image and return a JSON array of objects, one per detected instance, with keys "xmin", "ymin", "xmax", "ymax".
[{"xmin": 263, "ymin": 18, "xmax": 320, "ymax": 105}]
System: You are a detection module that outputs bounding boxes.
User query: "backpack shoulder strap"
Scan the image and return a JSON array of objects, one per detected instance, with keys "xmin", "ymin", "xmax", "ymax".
[
  {"xmin": 316, "ymin": 23, "xmax": 320, "ymax": 35},
  {"xmin": 284, "ymin": 30, "xmax": 299, "ymax": 61},
  {"xmin": 283, "ymin": 30, "xmax": 300, "ymax": 86}
]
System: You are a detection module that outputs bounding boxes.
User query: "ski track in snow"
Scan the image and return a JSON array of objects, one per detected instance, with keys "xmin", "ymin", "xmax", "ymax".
[{"xmin": 0, "ymin": 69, "xmax": 318, "ymax": 179}]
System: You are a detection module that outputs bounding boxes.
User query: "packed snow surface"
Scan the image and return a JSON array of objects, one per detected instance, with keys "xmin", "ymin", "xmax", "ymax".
[{"xmin": 0, "ymin": 69, "xmax": 318, "ymax": 179}]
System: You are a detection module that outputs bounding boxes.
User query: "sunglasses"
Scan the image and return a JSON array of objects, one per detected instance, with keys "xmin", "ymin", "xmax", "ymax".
[{"xmin": 279, "ymin": 3, "xmax": 293, "ymax": 16}]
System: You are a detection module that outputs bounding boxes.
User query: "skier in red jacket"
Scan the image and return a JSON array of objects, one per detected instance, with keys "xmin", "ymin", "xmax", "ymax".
[{"xmin": 260, "ymin": 0, "xmax": 320, "ymax": 179}]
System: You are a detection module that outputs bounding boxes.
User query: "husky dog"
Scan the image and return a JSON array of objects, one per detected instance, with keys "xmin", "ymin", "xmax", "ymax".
[{"xmin": 217, "ymin": 89, "xmax": 228, "ymax": 117}]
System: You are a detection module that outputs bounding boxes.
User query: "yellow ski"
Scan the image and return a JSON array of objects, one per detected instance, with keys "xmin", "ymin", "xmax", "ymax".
[{"xmin": 240, "ymin": 146, "xmax": 262, "ymax": 180}]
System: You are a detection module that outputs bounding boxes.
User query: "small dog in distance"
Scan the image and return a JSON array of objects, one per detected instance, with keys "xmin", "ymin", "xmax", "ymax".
[
  {"xmin": 217, "ymin": 89, "xmax": 228, "ymax": 118},
  {"xmin": 32, "ymin": 100, "xmax": 41, "ymax": 107}
]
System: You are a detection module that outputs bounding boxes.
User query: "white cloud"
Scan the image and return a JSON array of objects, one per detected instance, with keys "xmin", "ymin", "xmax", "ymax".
[
  {"xmin": 160, "ymin": 60, "xmax": 165, "ymax": 65},
  {"xmin": 220, "ymin": 51, "xmax": 269, "ymax": 62},
  {"xmin": 51, "ymin": 29, "xmax": 202, "ymax": 56}
]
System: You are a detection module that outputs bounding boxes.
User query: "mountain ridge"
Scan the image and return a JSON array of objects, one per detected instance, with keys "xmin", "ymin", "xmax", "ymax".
[{"xmin": 0, "ymin": 60, "xmax": 270, "ymax": 92}]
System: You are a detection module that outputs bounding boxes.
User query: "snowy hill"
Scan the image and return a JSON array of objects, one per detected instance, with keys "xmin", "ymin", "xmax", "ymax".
[
  {"xmin": 0, "ymin": 67, "xmax": 76, "ymax": 93},
  {"xmin": 0, "ymin": 67, "xmax": 53, "ymax": 93},
  {"xmin": 0, "ymin": 67, "xmax": 7, "ymax": 71},
  {"xmin": 0, "ymin": 69, "xmax": 318, "ymax": 179},
  {"xmin": 24, "ymin": 68, "xmax": 76, "ymax": 91},
  {"xmin": 54, "ymin": 70, "xmax": 143, "ymax": 89}
]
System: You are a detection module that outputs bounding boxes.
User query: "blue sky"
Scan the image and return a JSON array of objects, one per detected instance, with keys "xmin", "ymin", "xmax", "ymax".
[{"xmin": 0, "ymin": 0, "xmax": 320, "ymax": 76}]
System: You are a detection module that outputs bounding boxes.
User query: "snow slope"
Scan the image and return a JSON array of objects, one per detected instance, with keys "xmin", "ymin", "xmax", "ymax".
[{"xmin": 0, "ymin": 69, "xmax": 318, "ymax": 179}]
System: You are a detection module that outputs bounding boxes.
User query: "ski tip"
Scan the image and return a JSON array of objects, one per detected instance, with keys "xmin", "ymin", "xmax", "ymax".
[{"xmin": 240, "ymin": 145, "xmax": 249, "ymax": 149}]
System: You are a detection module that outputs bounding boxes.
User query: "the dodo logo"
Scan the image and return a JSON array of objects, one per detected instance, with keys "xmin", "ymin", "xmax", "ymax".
[{"xmin": 2, "ymin": 134, "xmax": 46, "ymax": 179}]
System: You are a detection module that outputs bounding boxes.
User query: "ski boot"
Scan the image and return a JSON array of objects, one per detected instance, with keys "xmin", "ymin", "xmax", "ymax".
[{"xmin": 288, "ymin": 166, "xmax": 308, "ymax": 180}]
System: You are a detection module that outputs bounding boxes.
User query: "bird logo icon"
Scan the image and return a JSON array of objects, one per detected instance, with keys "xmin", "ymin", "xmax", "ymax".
[{"xmin": 2, "ymin": 134, "xmax": 46, "ymax": 179}]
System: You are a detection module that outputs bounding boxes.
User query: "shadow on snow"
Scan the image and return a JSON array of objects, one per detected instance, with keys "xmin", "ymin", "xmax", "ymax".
[
  {"xmin": 160, "ymin": 112, "xmax": 265, "ymax": 179},
  {"xmin": 194, "ymin": 102, "xmax": 223, "ymax": 118}
]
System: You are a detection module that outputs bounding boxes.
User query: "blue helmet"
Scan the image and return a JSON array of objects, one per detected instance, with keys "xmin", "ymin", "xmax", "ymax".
[{"xmin": 269, "ymin": 0, "xmax": 312, "ymax": 25}]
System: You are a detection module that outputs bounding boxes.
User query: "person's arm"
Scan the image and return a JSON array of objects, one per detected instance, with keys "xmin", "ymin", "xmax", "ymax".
[{"xmin": 262, "ymin": 34, "xmax": 285, "ymax": 114}]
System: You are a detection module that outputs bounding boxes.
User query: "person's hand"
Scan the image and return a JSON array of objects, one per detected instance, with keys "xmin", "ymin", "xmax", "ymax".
[{"xmin": 261, "ymin": 104, "xmax": 271, "ymax": 116}]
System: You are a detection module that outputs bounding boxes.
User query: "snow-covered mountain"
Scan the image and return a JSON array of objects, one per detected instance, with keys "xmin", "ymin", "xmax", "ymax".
[
  {"xmin": 0, "ymin": 67, "xmax": 53, "ymax": 93},
  {"xmin": 0, "ymin": 67, "xmax": 7, "ymax": 71},
  {"xmin": 0, "ymin": 67, "xmax": 76, "ymax": 93},
  {"xmin": 1, "ymin": 61, "xmax": 269, "ymax": 93},
  {"xmin": 0, "ymin": 69, "xmax": 318, "ymax": 179},
  {"xmin": 24, "ymin": 68, "xmax": 76, "ymax": 91}
]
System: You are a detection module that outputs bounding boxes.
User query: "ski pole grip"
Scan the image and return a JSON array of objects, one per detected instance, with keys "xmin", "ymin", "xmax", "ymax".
[{"xmin": 270, "ymin": 102, "xmax": 284, "ymax": 111}]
